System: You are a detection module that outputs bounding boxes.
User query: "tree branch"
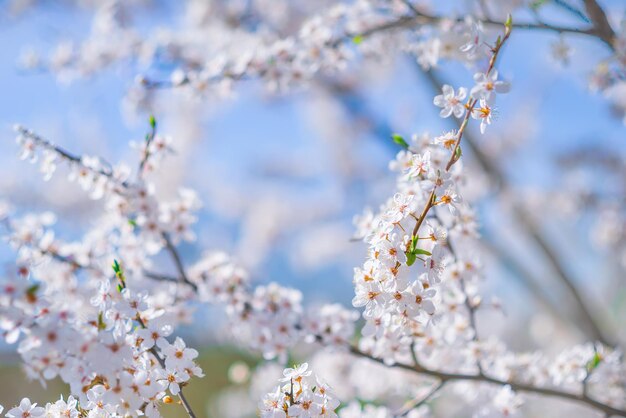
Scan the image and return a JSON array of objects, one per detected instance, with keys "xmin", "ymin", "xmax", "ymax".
[
  {"xmin": 582, "ymin": 0, "xmax": 616, "ymax": 47},
  {"xmin": 161, "ymin": 232, "xmax": 197, "ymax": 292},
  {"xmin": 348, "ymin": 8, "xmax": 605, "ymax": 46},
  {"xmin": 348, "ymin": 345, "xmax": 626, "ymax": 417}
]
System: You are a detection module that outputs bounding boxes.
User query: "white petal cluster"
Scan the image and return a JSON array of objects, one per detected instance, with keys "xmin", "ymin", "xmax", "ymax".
[
  {"xmin": 0, "ymin": 271, "xmax": 204, "ymax": 418},
  {"xmin": 258, "ymin": 363, "xmax": 340, "ymax": 418},
  {"xmin": 190, "ymin": 251, "xmax": 358, "ymax": 361},
  {"xmin": 352, "ymin": 133, "xmax": 473, "ymax": 366}
]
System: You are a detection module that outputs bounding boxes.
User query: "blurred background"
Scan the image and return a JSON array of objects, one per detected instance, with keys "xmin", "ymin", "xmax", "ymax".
[{"xmin": 0, "ymin": 0, "xmax": 624, "ymax": 416}]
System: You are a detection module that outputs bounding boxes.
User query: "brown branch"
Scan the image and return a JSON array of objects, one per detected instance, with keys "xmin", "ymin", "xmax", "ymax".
[
  {"xmin": 515, "ymin": 208, "xmax": 610, "ymax": 344},
  {"xmin": 344, "ymin": 9, "xmax": 603, "ymax": 44},
  {"xmin": 479, "ymin": 236, "xmax": 575, "ymax": 328},
  {"xmin": 161, "ymin": 232, "xmax": 197, "ymax": 292},
  {"xmin": 582, "ymin": 0, "xmax": 616, "ymax": 47},
  {"xmin": 15, "ymin": 126, "xmax": 125, "ymax": 187},
  {"xmin": 348, "ymin": 345, "xmax": 626, "ymax": 417}
]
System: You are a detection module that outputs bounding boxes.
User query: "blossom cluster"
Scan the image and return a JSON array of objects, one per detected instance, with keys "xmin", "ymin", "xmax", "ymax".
[
  {"xmin": 1, "ymin": 125, "xmax": 207, "ymax": 418},
  {"xmin": 13, "ymin": 0, "xmax": 625, "ymax": 130},
  {"xmin": 188, "ymin": 252, "xmax": 359, "ymax": 361},
  {"xmin": 351, "ymin": 89, "xmax": 507, "ymax": 367},
  {"xmin": 258, "ymin": 363, "xmax": 339, "ymax": 418},
  {"xmin": 0, "ymin": 256, "xmax": 204, "ymax": 418}
]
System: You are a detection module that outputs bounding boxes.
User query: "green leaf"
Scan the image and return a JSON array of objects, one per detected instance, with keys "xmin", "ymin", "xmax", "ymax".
[
  {"xmin": 406, "ymin": 237, "xmax": 431, "ymax": 266},
  {"xmin": 352, "ymin": 35, "xmax": 364, "ymax": 45},
  {"xmin": 117, "ymin": 283, "xmax": 124, "ymax": 293},
  {"xmin": 587, "ymin": 352, "xmax": 602, "ymax": 371},
  {"xmin": 455, "ymin": 146, "xmax": 462, "ymax": 160},
  {"xmin": 128, "ymin": 218, "xmax": 137, "ymax": 228},
  {"xmin": 406, "ymin": 251, "xmax": 417, "ymax": 266},
  {"xmin": 112, "ymin": 259, "xmax": 121, "ymax": 274},
  {"xmin": 391, "ymin": 133, "xmax": 409, "ymax": 149},
  {"xmin": 505, "ymin": 13, "xmax": 513, "ymax": 29},
  {"xmin": 149, "ymin": 115, "xmax": 156, "ymax": 130}
]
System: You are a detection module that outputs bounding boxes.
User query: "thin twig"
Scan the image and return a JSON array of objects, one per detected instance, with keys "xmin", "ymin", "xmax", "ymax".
[
  {"xmin": 479, "ymin": 236, "xmax": 574, "ymax": 328},
  {"xmin": 553, "ymin": 0, "xmax": 590, "ymax": 23},
  {"xmin": 394, "ymin": 380, "xmax": 445, "ymax": 417},
  {"xmin": 516, "ymin": 208, "xmax": 611, "ymax": 345},
  {"xmin": 138, "ymin": 116, "xmax": 157, "ymax": 180},
  {"xmin": 340, "ymin": 10, "xmax": 603, "ymax": 46},
  {"xmin": 161, "ymin": 232, "xmax": 197, "ymax": 292},
  {"xmin": 15, "ymin": 126, "xmax": 126, "ymax": 187}
]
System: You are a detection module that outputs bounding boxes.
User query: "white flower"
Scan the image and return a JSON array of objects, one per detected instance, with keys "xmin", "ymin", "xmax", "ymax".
[
  {"xmin": 386, "ymin": 193, "xmax": 414, "ymax": 224},
  {"xmin": 262, "ymin": 364, "xmax": 338, "ymax": 418},
  {"xmin": 161, "ymin": 337, "xmax": 199, "ymax": 372},
  {"xmin": 434, "ymin": 85, "xmax": 468, "ymax": 118},
  {"xmin": 39, "ymin": 151, "xmax": 58, "ymax": 181},
  {"xmin": 157, "ymin": 368, "xmax": 190, "ymax": 395},
  {"xmin": 470, "ymin": 70, "xmax": 510, "ymax": 104},
  {"xmin": 280, "ymin": 363, "xmax": 311, "ymax": 382},
  {"xmin": 46, "ymin": 396, "xmax": 78, "ymax": 418},
  {"xmin": 477, "ymin": 385, "xmax": 523, "ymax": 417},
  {"xmin": 6, "ymin": 399, "xmax": 45, "ymax": 418},
  {"xmin": 406, "ymin": 281, "xmax": 437, "ymax": 316},
  {"xmin": 135, "ymin": 319, "xmax": 173, "ymax": 350},
  {"xmin": 471, "ymin": 99, "xmax": 494, "ymax": 134},
  {"xmin": 406, "ymin": 151, "xmax": 432, "ymax": 178},
  {"xmin": 438, "ymin": 186, "xmax": 462, "ymax": 214},
  {"xmin": 287, "ymin": 390, "xmax": 322, "ymax": 417},
  {"xmin": 259, "ymin": 387, "xmax": 287, "ymax": 418},
  {"xmin": 84, "ymin": 385, "xmax": 115, "ymax": 414},
  {"xmin": 352, "ymin": 282, "xmax": 388, "ymax": 318},
  {"xmin": 433, "ymin": 131, "xmax": 457, "ymax": 150},
  {"xmin": 424, "ymin": 245, "xmax": 446, "ymax": 283},
  {"xmin": 460, "ymin": 18, "xmax": 485, "ymax": 57},
  {"xmin": 375, "ymin": 233, "xmax": 407, "ymax": 267}
]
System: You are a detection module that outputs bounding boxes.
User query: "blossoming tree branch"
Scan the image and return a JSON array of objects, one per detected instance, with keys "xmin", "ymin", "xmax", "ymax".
[{"xmin": 1, "ymin": 0, "xmax": 625, "ymax": 418}]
